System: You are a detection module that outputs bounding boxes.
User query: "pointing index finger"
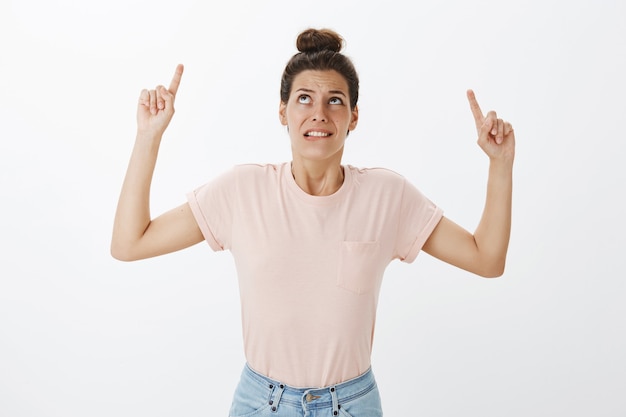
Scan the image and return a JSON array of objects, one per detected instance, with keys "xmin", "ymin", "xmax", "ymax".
[
  {"xmin": 168, "ymin": 64, "xmax": 184, "ymax": 96},
  {"xmin": 466, "ymin": 89, "xmax": 484, "ymax": 126}
]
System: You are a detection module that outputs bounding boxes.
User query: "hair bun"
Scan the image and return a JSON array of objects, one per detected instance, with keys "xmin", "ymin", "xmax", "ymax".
[{"xmin": 296, "ymin": 28, "xmax": 343, "ymax": 53}]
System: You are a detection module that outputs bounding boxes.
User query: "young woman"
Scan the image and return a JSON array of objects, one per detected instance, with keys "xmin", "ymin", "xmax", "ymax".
[{"xmin": 111, "ymin": 28, "xmax": 515, "ymax": 417}]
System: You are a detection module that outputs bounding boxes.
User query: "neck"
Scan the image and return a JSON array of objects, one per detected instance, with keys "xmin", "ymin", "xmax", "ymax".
[{"xmin": 291, "ymin": 161, "xmax": 344, "ymax": 196}]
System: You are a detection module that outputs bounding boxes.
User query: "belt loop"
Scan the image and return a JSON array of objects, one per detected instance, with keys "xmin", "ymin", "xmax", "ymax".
[
  {"xmin": 330, "ymin": 385, "xmax": 339, "ymax": 416},
  {"xmin": 270, "ymin": 383, "xmax": 285, "ymax": 413}
]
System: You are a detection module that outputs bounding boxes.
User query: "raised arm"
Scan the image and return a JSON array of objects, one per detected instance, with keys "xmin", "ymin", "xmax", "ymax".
[
  {"xmin": 422, "ymin": 90, "xmax": 515, "ymax": 277},
  {"xmin": 111, "ymin": 64, "xmax": 203, "ymax": 261}
]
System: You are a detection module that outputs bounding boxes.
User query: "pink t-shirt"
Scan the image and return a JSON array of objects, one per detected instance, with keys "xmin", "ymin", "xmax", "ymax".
[{"xmin": 187, "ymin": 162, "xmax": 443, "ymax": 387}]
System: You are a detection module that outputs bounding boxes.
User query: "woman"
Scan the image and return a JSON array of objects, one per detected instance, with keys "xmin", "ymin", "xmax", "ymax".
[{"xmin": 111, "ymin": 28, "xmax": 514, "ymax": 417}]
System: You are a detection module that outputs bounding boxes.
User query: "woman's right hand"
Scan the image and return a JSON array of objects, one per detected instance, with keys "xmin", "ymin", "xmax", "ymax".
[{"xmin": 137, "ymin": 64, "xmax": 184, "ymax": 136}]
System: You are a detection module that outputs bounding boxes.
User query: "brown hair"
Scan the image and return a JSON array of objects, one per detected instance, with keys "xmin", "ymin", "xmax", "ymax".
[{"xmin": 280, "ymin": 28, "xmax": 359, "ymax": 108}]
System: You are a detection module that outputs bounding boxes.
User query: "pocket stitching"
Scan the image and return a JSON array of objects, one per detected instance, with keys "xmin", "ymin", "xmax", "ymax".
[{"xmin": 337, "ymin": 241, "xmax": 380, "ymax": 295}]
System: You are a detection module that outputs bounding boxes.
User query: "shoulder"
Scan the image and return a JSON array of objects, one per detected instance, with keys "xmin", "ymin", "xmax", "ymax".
[
  {"xmin": 233, "ymin": 162, "xmax": 286, "ymax": 177},
  {"xmin": 347, "ymin": 165, "xmax": 406, "ymax": 179},
  {"xmin": 346, "ymin": 165, "xmax": 408, "ymax": 187},
  {"xmin": 229, "ymin": 163, "xmax": 288, "ymax": 190},
  {"xmin": 196, "ymin": 163, "xmax": 285, "ymax": 190},
  {"xmin": 346, "ymin": 165, "xmax": 435, "ymax": 204}
]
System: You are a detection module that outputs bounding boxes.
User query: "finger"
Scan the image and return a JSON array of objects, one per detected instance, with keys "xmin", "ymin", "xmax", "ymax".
[
  {"xmin": 466, "ymin": 89, "xmax": 484, "ymax": 127},
  {"xmin": 168, "ymin": 64, "xmax": 184, "ymax": 96},
  {"xmin": 139, "ymin": 89, "xmax": 150, "ymax": 106},
  {"xmin": 159, "ymin": 85, "xmax": 174, "ymax": 107},
  {"xmin": 477, "ymin": 115, "xmax": 493, "ymax": 148},
  {"xmin": 156, "ymin": 85, "xmax": 165, "ymax": 111},
  {"xmin": 496, "ymin": 118, "xmax": 505, "ymax": 144},
  {"xmin": 485, "ymin": 110, "xmax": 498, "ymax": 136},
  {"xmin": 149, "ymin": 89, "xmax": 157, "ymax": 115},
  {"xmin": 504, "ymin": 121, "xmax": 514, "ymax": 136}
]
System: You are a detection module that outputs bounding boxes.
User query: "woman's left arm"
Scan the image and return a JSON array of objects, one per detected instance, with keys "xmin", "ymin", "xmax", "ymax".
[{"xmin": 422, "ymin": 90, "xmax": 515, "ymax": 278}]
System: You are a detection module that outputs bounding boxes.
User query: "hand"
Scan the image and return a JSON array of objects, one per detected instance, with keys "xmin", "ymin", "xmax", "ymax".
[
  {"xmin": 467, "ymin": 89, "xmax": 515, "ymax": 163},
  {"xmin": 137, "ymin": 64, "xmax": 184, "ymax": 136}
]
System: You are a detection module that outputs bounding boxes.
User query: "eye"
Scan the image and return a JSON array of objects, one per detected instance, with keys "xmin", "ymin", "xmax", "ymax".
[
  {"xmin": 298, "ymin": 95, "xmax": 311, "ymax": 104},
  {"xmin": 329, "ymin": 97, "xmax": 344, "ymax": 105}
]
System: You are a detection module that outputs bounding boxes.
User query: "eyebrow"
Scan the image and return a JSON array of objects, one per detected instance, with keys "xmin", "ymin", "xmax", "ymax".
[{"xmin": 295, "ymin": 88, "xmax": 347, "ymax": 97}]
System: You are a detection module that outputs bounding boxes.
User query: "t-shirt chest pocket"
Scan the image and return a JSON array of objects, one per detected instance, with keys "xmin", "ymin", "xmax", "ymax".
[{"xmin": 336, "ymin": 241, "xmax": 381, "ymax": 295}]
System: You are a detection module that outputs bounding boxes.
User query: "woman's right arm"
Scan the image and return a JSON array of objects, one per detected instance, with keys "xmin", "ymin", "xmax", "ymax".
[{"xmin": 111, "ymin": 64, "xmax": 204, "ymax": 261}]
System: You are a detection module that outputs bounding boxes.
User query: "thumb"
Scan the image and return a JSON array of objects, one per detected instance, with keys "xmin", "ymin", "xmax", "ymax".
[{"xmin": 477, "ymin": 117, "xmax": 494, "ymax": 146}]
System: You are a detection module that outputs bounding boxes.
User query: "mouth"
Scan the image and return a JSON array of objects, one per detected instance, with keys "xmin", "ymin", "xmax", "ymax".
[{"xmin": 304, "ymin": 130, "xmax": 332, "ymax": 139}]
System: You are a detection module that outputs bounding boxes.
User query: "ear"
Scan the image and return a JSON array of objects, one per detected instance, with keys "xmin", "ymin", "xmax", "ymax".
[
  {"xmin": 348, "ymin": 105, "xmax": 359, "ymax": 131},
  {"xmin": 279, "ymin": 101, "xmax": 288, "ymax": 126}
]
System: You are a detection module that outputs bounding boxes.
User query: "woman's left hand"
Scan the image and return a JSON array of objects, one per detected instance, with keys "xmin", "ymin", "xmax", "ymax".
[{"xmin": 467, "ymin": 90, "xmax": 515, "ymax": 164}]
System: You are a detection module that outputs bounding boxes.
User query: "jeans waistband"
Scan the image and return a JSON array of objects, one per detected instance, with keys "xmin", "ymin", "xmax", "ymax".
[{"xmin": 243, "ymin": 364, "xmax": 377, "ymax": 413}]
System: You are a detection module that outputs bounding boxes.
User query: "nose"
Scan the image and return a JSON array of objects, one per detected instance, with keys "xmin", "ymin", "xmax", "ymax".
[{"xmin": 311, "ymin": 102, "xmax": 327, "ymax": 122}]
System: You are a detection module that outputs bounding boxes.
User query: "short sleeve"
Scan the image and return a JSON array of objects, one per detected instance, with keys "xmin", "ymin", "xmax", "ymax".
[
  {"xmin": 395, "ymin": 179, "xmax": 444, "ymax": 263},
  {"xmin": 186, "ymin": 168, "xmax": 237, "ymax": 251}
]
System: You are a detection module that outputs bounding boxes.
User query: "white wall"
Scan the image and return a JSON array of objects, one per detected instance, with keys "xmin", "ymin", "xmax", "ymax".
[{"xmin": 1, "ymin": 0, "xmax": 625, "ymax": 416}]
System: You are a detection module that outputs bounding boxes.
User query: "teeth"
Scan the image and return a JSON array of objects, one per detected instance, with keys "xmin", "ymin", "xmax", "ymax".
[{"xmin": 307, "ymin": 131, "xmax": 330, "ymax": 137}]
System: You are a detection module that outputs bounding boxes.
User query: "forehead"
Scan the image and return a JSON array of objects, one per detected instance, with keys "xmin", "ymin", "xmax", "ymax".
[{"xmin": 291, "ymin": 70, "xmax": 349, "ymax": 94}]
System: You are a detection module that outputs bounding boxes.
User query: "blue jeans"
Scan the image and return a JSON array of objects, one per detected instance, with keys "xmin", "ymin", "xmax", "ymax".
[{"xmin": 229, "ymin": 364, "xmax": 383, "ymax": 417}]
